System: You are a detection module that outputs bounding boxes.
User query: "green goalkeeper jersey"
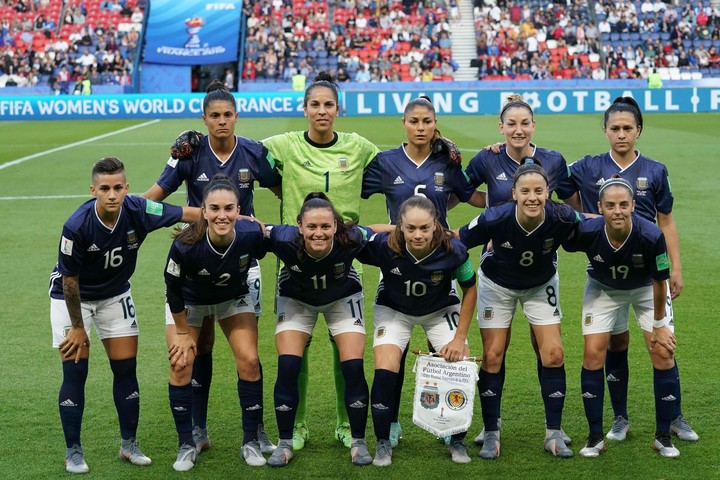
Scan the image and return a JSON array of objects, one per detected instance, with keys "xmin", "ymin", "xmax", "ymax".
[{"xmin": 264, "ymin": 131, "xmax": 380, "ymax": 224}]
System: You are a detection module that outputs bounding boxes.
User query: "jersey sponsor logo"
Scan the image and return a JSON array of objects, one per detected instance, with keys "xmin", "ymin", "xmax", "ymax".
[
  {"xmin": 376, "ymin": 326, "xmax": 386, "ymax": 338},
  {"xmin": 238, "ymin": 168, "xmax": 251, "ymax": 182},
  {"xmin": 338, "ymin": 157, "xmax": 349, "ymax": 170},
  {"xmin": 434, "ymin": 172, "xmax": 445, "ymax": 185},
  {"xmin": 596, "ymin": 177, "xmax": 606, "ymax": 186},
  {"xmin": 290, "ymin": 265, "xmax": 302, "ymax": 272},
  {"xmin": 593, "ymin": 255, "xmax": 604, "ymax": 262},
  {"xmin": 167, "ymin": 157, "xmax": 179, "ymax": 168},
  {"xmin": 636, "ymin": 177, "xmax": 648, "ymax": 191},
  {"xmin": 430, "ymin": 271, "xmax": 444, "ymax": 285},
  {"xmin": 500, "ymin": 241, "xmax": 512, "ymax": 249},
  {"xmin": 191, "ymin": 379, "xmax": 201, "ymax": 387},
  {"xmin": 145, "ymin": 200, "xmax": 164, "ymax": 216},
  {"xmin": 483, "ymin": 307, "xmax": 494, "ymax": 320},
  {"xmin": 198, "ymin": 269, "xmax": 210, "ymax": 275},
  {"xmin": 302, "ymin": 160, "xmax": 311, "ymax": 167},
  {"xmin": 196, "ymin": 173, "xmax": 210, "ymax": 182},
  {"xmin": 584, "ymin": 313, "xmax": 593, "ymax": 326},
  {"xmin": 632, "ymin": 254, "xmax": 645, "ymax": 267},
  {"xmin": 393, "ymin": 176, "xmax": 404, "ymax": 185},
  {"xmin": 390, "ymin": 267, "xmax": 401, "ymax": 275},
  {"xmin": 656, "ymin": 252, "xmax": 670, "ymax": 270},
  {"xmin": 61, "ymin": 236, "xmax": 74, "ymax": 256},
  {"xmin": 166, "ymin": 258, "xmax": 181, "ymax": 277},
  {"xmin": 87, "ymin": 244, "xmax": 100, "ymax": 252},
  {"xmin": 239, "ymin": 254, "xmax": 249, "ymax": 269},
  {"xmin": 420, "ymin": 381, "xmax": 440, "ymax": 409},
  {"xmin": 446, "ymin": 389, "xmax": 468, "ymax": 410},
  {"xmin": 496, "ymin": 172, "xmax": 508, "ymax": 181}
]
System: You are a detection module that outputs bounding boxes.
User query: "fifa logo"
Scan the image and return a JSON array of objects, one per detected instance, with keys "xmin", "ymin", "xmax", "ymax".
[{"xmin": 184, "ymin": 17, "xmax": 205, "ymax": 49}]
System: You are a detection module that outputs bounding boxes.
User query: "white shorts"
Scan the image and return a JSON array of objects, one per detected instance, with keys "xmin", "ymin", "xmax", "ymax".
[
  {"xmin": 275, "ymin": 292, "xmax": 366, "ymax": 337},
  {"xmin": 581, "ymin": 277, "xmax": 674, "ymax": 335},
  {"xmin": 476, "ymin": 270, "xmax": 562, "ymax": 329},
  {"xmin": 50, "ymin": 290, "xmax": 138, "ymax": 347},
  {"xmin": 179, "ymin": 294, "xmax": 256, "ymax": 327},
  {"xmin": 372, "ymin": 304, "xmax": 466, "ymax": 350},
  {"xmin": 165, "ymin": 264, "xmax": 262, "ymax": 325}
]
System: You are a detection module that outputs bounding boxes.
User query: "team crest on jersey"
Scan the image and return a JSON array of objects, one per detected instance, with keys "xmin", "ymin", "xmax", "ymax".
[
  {"xmin": 238, "ymin": 168, "xmax": 251, "ymax": 182},
  {"xmin": 483, "ymin": 307, "xmax": 494, "ymax": 320},
  {"xmin": 430, "ymin": 271, "xmax": 444, "ymax": 285},
  {"xmin": 334, "ymin": 262, "xmax": 345, "ymax": 277},
  {"xmin": 434, "ymin": 172, "xmax": 445, "ymax": 185},
  {"xmin": 376, "ymin": 326, "xmax": 386, "ymax": 338},
  {"xmin": 584, "ymin": 314, "xmax": 593, "ymax": 326},
  {"xmin": 421, "ymin": 382, "xmax": 440, "ymax": 409},
  {"xmin": 338, "ymin": 158, "xmax": 348, "ymax": 170},
  {"xmin": 636, "ymin": 177, "xmax": 648, "ymax": 191},
  {"xmin": 543, "ymin": 238, "xmax": 554, "ymax": 252},
  {"xmin": 239, "ymin": 254, "xmax": 249, "ymax": 270},
  {"xmin": 446, "ymin": 389, "xmax": 467, "ymax": 410},
  {"xmin": 632, "ymin": 254, "xmax": 644, "ymax": 267},
  {"xmin": 276, "ymin": 313, "xmax": 285, "ymax": 324},
  {"xmin": 126, "ymin": 230, "xmax": 139, "ymax": 249}
]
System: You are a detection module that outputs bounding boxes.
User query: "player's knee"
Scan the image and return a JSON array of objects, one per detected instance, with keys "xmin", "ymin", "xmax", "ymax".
[
  {"xmin": 649, "ymin": 345, "xmax": 674, "ymax": 367},
  {"xmin": 482, "ymin": 349, "xmax": 505, "ymax": 372},
  {"xmin": 170, "ymin": 364, "xmax": 192, "ymax": 384},
  {"xmin": 543, "ymin": 344, "xmax": 565, "ymax": 367},
  {"xmin": 237, "ymin": 355, "xmax": 260, "ymax": 381}
]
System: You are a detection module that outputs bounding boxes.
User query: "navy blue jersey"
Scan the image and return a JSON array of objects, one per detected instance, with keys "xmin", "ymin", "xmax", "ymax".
[
  {"xmin": 464, "ymin": 144, "xmax": 575, "ymax": 206},
  {"xmin": 50, "ymin": 196, "xmax": 183, "ymax": 301},
  {"xmin": 361, "ymin": 145, "xmax": 476, "ymax": 227},
  {"xmin": 563, "ymin": 215, "xmax": 670, "ymax": 289},
  {"xmin": 156, "ymin": 135, "xmax": 281, "ymax": 214},
  {"xmin": 458, "ymin": 202, "xmax": 581, "ymax": 289},
  {"xmin": 569, "ymin": 152, "xmax": 673, "ymax": 222},
  {"xmin": 266, "ymin": 224, "xmax": 372, "ymax": 306},
  {"xmin": 357, "ymin": 232, "xmax": 476, "ymax": 316},
  {"xmin": 164, "ymin": 220, "xmax": 267, "ymax": 306}
]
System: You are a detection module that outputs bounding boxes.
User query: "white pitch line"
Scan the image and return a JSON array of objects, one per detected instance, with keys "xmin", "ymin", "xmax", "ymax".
[{"xmin": 0, "ymin": 119, "xmax": 161, "ymax": 171}]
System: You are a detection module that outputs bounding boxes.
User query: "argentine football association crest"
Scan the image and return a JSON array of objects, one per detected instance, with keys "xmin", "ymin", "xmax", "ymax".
[
  {"xmin": 543, "ymin": 238, "xmax": 554, "ymax": 252},
  {"xmin": 420, "ymin": 381, "xmax": 440, "ymax": 409},
  {"xmin": 238, "ymin": 168, "xmax": 250, "ymax": 183},
  {"xmin": 584, "ymin": 313, "xmax": 593, "ymax": 326},
  {"xmin": 239, "ymin": 254, "xmax": 249, "ymax": 270},
  {"xmin": 434, "ymin": 172, "xmax": 445, "ymax": 185},
  {"xmin": 276, "ymin": 313, "xmax": 285, "ymax": 325},
  {"xmin": 184, "ymin": 17, "xmax": 205, "ymax": 49},
  {"xmin": 483, "ymin": 307, "xmax": 494, "ymax": 321},
  {"xmin": 636, "ymin": 177, "xmax": 648, "ymax": 191},
  {"xmin": 376, "ymin": 326, "xmax": 386, "ymax": 338},
  {"xmin": 446, "ymin": 389, "xmax": 467, "ymax": 411},
  {"xmin": 126, "ymin": 230, "xmax": 137, "ymax": 245},
  {"xmin": 334, "ymin": 262, "xmax": 345, "ymax": 278},
  {"xmin": 430, "ymin": 271, "xmax": 444, "ymax": 285},
  {"xmin": 632, "ymin": 254, "xmax": 645, "ymax": 267}
]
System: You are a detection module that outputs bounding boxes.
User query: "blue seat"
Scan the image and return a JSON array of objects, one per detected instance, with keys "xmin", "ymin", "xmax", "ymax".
[
  {"xmin": 318, "ymin": 49, "xmax": 328, "ymax": 58},
  {"xmin": 683, "ymin": 39, "xmax": 694, "ymax": 49},
  {"xmin": 610, "ymin": 32, "xmax": 620, "ymax": 41},
  {"xmin": 620, "ymin": 32, "xmax": 630, "ymax": 41},
  {"xmin": 629, "ymin": 32, "xmax": 640, "ymax": 41},
  {"xmin": 660, "ymin": 31, "xmax": 671, "ymax": 41}
]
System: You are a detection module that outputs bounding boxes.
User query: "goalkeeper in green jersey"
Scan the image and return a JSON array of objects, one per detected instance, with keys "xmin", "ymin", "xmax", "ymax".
[{"xmin": 263, "ymin": 72, "xmax": 379, "ymax": 450}]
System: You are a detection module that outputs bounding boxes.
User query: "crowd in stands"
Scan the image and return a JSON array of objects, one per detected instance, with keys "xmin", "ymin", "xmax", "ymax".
[
  {"xmin": 0, "ymin": 0, "xmax": 145, "ymax": 90},
  {"xmin": 240, "ymin": 0, "xmax": 461, "ymax": 83}
]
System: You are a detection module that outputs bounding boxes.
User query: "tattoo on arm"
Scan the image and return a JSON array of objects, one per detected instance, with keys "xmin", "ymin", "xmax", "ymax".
[{"xmin": 62, "ymin": 275, "xmax": 84, "ymax": 328}]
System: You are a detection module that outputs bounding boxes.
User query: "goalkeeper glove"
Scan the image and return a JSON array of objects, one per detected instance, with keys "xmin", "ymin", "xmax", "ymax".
[
  {"xmin": 170, "ymin": 130, "xmax": 204, "ymax": 160},
  {"xmin": 433, "ymin": 137, "xmax": 462, "ymax": 167}
]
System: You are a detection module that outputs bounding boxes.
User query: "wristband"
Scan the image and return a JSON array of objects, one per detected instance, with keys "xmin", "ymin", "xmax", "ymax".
[
  {"xmin": 176, "ymin": 330, "xmax": 190, "ymax": 335},
  {"xmin": 653, "ymin": 319, "xmax": 667, "ymax": 329}
]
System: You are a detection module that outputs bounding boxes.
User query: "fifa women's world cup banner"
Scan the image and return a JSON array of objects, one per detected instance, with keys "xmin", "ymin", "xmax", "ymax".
[
  {"xmin": 143, "ymin": 0, "xmax": 242, "ymax": 65},
  {"xmin": 413, "ymin": 355, "xmax": 479, "ymax": 437}
]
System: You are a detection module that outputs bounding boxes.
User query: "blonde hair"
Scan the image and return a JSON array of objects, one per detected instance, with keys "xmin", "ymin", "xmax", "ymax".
[{"xmin": 500, "ymin": 94, "xmax": 534, "ymax": 122}]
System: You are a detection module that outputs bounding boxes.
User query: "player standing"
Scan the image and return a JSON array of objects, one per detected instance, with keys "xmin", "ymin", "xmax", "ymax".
[
  {"xmin": 563, "ymin": 176, "xmax": 681, "ymax": 457},
  {"xmin": 50, "ymin": 157, "xmax": 198, "ymax": 474},
  {"xmin": 144, "ymin": 81, "xmax": 281, "ymax": 455},
  {"xmin": 463, "ymin": 94, "xmax": 579, "ymax": 446},
  {"xmin": 357, "ymin": 196, "xmax": 477, "ymax": 466},
  {"xmin": 361, "ymin": 95, "xmax": 478, "ymax": 447},
  {"xmin": 263, "ymin": 193, "xmax": 390, "ymax": 467},
  {"xmin": 457, "ymin": 158, "xmax": 582, "ymax": 459},
  {"xmin": 164, "ymin": 176, "xmax": 269, "ymax": 470},
  {"xmin": 568, "ymin": 97, "xmax": 697, "ymax": 443}
]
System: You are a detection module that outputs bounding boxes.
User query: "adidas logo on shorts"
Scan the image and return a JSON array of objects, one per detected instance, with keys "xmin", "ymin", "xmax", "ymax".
[{"xmin": 353, "ymin": 318, "xmax": 363, "ymax": 326}]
